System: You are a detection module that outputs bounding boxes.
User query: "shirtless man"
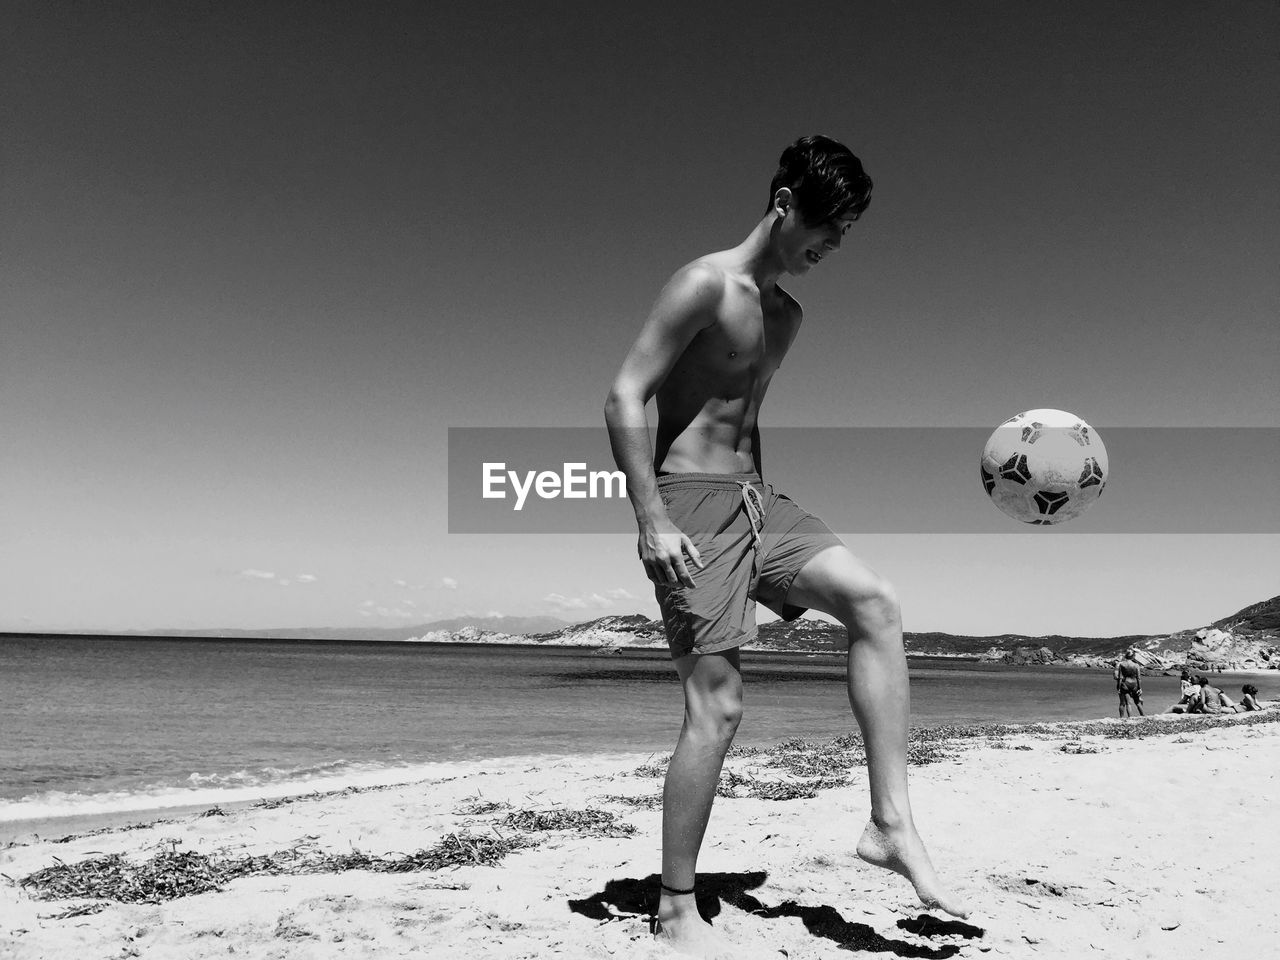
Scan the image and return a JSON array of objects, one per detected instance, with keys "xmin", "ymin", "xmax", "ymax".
[
  {"xmin": 604, "ymin": 136, "xmax": 968, "ymax": 958},
  {"xmin": 1114, "ymin": 648, "xmax": 1144, "ymax": 718}
]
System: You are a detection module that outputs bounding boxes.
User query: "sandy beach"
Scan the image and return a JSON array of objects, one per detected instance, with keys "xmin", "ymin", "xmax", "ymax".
[{"xmin": 3, "ymin": 711, "xmax": 1278, "ymax": 960}]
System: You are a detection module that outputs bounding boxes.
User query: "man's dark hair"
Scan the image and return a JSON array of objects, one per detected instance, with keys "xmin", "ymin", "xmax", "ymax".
[
  {"xmin": 1243, "ymin": 683, "xmax": 1258, "ymax": 696},
  {"xmin": 767, "ymin": 135, "xmax": 873, "ymax": 225}
]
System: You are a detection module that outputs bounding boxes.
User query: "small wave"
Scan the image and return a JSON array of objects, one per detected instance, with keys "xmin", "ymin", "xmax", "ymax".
[
  {"xmin": 182, "ymin": 758, "xmax": 354, "ymax": 787},
  {"xmin": 0, "ymin": 750, "xmax": 654, "ymax": 825},
  {"xmin": 0, "ymin": 760, "xmax": 438, "ymax": 824}
]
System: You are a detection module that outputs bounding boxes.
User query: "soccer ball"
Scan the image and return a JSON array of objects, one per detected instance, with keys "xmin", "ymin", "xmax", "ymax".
[{"xmin": 980, "ymin": 409, "xmax": 1108, "ymax": 525}]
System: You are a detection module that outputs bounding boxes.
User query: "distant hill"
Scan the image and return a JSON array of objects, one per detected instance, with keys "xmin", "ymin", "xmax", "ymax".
[
  {"xmin": 410, "ymin": 615, "xmax": 569, "ymax": 635},
  {"xmin": 754, "ymin": 598, "xmax": 1279, "ymax": 670},
  {"xmin": 395, "ymin": 595, "xmax": 1280, "ymax": 671},
  {"xmin": 120, "ymin": 614, "xmax": 568, "ymax": 642},
  {"xmin": 405, "ymin": 614, "xmax": 666, "ymax": 650},
  {"xmin": 1213, "ymin": 595, "xmax": 1280, "ymax": 633},
  {"xmin": 749, "ymin": 620, "xmax": 1156, "ymax": 660}
]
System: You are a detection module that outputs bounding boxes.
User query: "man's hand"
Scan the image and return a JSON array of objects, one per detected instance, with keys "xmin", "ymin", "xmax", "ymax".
[{"xmin": 639, "ymin": 518, "xmax": 704, "ymax": 588}]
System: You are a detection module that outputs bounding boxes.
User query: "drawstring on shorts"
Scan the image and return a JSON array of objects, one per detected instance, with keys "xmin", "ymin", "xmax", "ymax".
[{"xmin": 738, "ymin": 481, "xmax": 765, "ymax": 550}]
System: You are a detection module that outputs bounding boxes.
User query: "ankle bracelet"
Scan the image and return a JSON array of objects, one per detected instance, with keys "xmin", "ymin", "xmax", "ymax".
[{"xmin": 660, "ymin": 882, "xmax": 695, "ymax": 896}]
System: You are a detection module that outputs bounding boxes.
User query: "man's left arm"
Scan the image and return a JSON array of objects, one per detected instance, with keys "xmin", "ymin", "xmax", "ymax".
[{"xmin": 752, "ymin": 423, "xmax": 762, "ymax": 477}]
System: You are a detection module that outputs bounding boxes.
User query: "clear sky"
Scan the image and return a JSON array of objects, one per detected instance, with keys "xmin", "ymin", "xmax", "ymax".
[{"xmin": 3, "ymin": 1, "xmax": 1276, "ymax": 637}]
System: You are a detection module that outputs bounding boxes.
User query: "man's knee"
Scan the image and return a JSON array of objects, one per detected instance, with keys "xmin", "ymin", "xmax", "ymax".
[
  {"xmin": 835, "ymin": 576, "xmax": 901, "ymax": 635},
  {"xmin": 685, "ymin": 688, "xmax": 743, "ymax": 742},
  {"xmin": 676, "ymin": 649, "xmax": 743, "ymax": 737}
]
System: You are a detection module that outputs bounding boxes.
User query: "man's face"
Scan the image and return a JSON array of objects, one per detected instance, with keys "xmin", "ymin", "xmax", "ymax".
[{"xmin": 775, "ymin": 191, "xmax": 860, "ymax": 275}]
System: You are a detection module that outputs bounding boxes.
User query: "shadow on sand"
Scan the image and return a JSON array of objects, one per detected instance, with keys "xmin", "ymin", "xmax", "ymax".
[{"xmin": 568, "ymin": 871, "xmax": 984, "ymax": 957}]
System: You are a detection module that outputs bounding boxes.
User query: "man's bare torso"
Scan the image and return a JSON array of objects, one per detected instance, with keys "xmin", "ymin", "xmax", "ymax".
[{"xmin": 654, "ymin": 255, "xmax": 802, "ymax": 475}]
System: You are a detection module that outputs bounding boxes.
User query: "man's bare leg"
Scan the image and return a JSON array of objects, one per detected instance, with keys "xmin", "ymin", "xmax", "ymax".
[
  {"xmin": 656, "ymin": 647, "xmax": 743, "ymax": 958},
  {"xmin": 786, "ymin": 546, "xmax": 969, "ymax": 919}
]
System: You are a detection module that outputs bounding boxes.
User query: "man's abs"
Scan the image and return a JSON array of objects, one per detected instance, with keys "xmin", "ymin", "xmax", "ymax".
[{"xmin": 654, "ymin": 406, "xmax": 759, "ymax": 475}]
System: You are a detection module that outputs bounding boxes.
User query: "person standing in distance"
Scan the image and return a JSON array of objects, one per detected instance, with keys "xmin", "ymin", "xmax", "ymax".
[{"xmin": 1114, "ymin": 648, "xmax": 1145, "ymax": 718}]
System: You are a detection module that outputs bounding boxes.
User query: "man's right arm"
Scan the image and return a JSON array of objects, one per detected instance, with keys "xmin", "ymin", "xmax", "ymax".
[{"xmin": 604, "ymin": 263, "xmax": 722, "ymax": 587}]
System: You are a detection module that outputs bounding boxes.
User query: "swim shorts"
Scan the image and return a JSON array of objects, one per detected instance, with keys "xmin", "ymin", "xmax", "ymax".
[{"xmin": 653, "ymin": 472, "xmax": 843, "ymax": 659}]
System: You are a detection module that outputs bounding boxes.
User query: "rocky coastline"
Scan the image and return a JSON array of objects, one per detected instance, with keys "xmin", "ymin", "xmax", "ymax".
[{"xmin": 407, "ymin": 595, "xmax": 1280, "ymax": 674}]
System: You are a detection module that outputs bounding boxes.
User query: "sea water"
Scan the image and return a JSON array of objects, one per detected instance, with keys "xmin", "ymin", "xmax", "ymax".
[{"xmin": 0, "ymin": 636, "xmax": 1234, "ymax": 830}]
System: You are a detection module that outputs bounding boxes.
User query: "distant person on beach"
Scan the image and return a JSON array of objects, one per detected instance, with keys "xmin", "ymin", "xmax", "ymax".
[
  {"xmin": 1167, "ymin": 669, "xmax": 1199, "ymax": 713},
  {"xmin": 1184, "ymin": 676, "xmax": 1209, "ymax": 713},
  {"xmin": 1171, "ymin": 679, "xmax": 1264, "ymax": 715},
  {"xmin": 1204, "ymin": 678, "xmax": 1238, "ymax": 713},
  {"xmin": 1240, "ymin": 684, "xmax": 1262, "ymax": 711},
  {"xmin": 1114, "ymin": 648, "xmax": 1144, "ymax": 718},
  {"xmin": 1188, "ymin": 676, "xmax": 1227, "ymax": 714},
  {"xmin": 606, "ymin": 135, "xmax": 968, "ymax": 956},
  {"xmin": 1178, "ymin": 670, "xmax": 1196, "ymax": 705}
]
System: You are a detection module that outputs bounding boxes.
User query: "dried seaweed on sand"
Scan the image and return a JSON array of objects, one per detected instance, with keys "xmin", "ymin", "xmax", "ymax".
[
  {"xmin": 501, "ymin": 808, "xmax": 635, "ymax": 837},
  {"xmin": 452, "ymin": 795, "xmax": 512, "ymax": 816},
  {"xmin": 19, "ymin": 831, "xmax": 533, "ymax": 905},
  {"xmin": 715, "ymin": 769, "xmax": 750, "ymax": 797},
  {"xmin": 630, "ymin": 758, "xmax": 669, "ymax": 778},
  {"xmin": 742, "ymin": 778, "xmax": 819, "ymax": 801},
  {"xmin": 595, "ymin": 793, "xmax": 663, "ymax": 809}
]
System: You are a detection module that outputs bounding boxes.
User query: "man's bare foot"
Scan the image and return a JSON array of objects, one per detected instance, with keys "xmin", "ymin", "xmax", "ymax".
[
  {"xmin": 856, "ymin": 817, "xmax": 970, "ymax": 919},
  {"xmin": 654, "ymin": 897, "xmax": 734, "ymax": 959}
]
